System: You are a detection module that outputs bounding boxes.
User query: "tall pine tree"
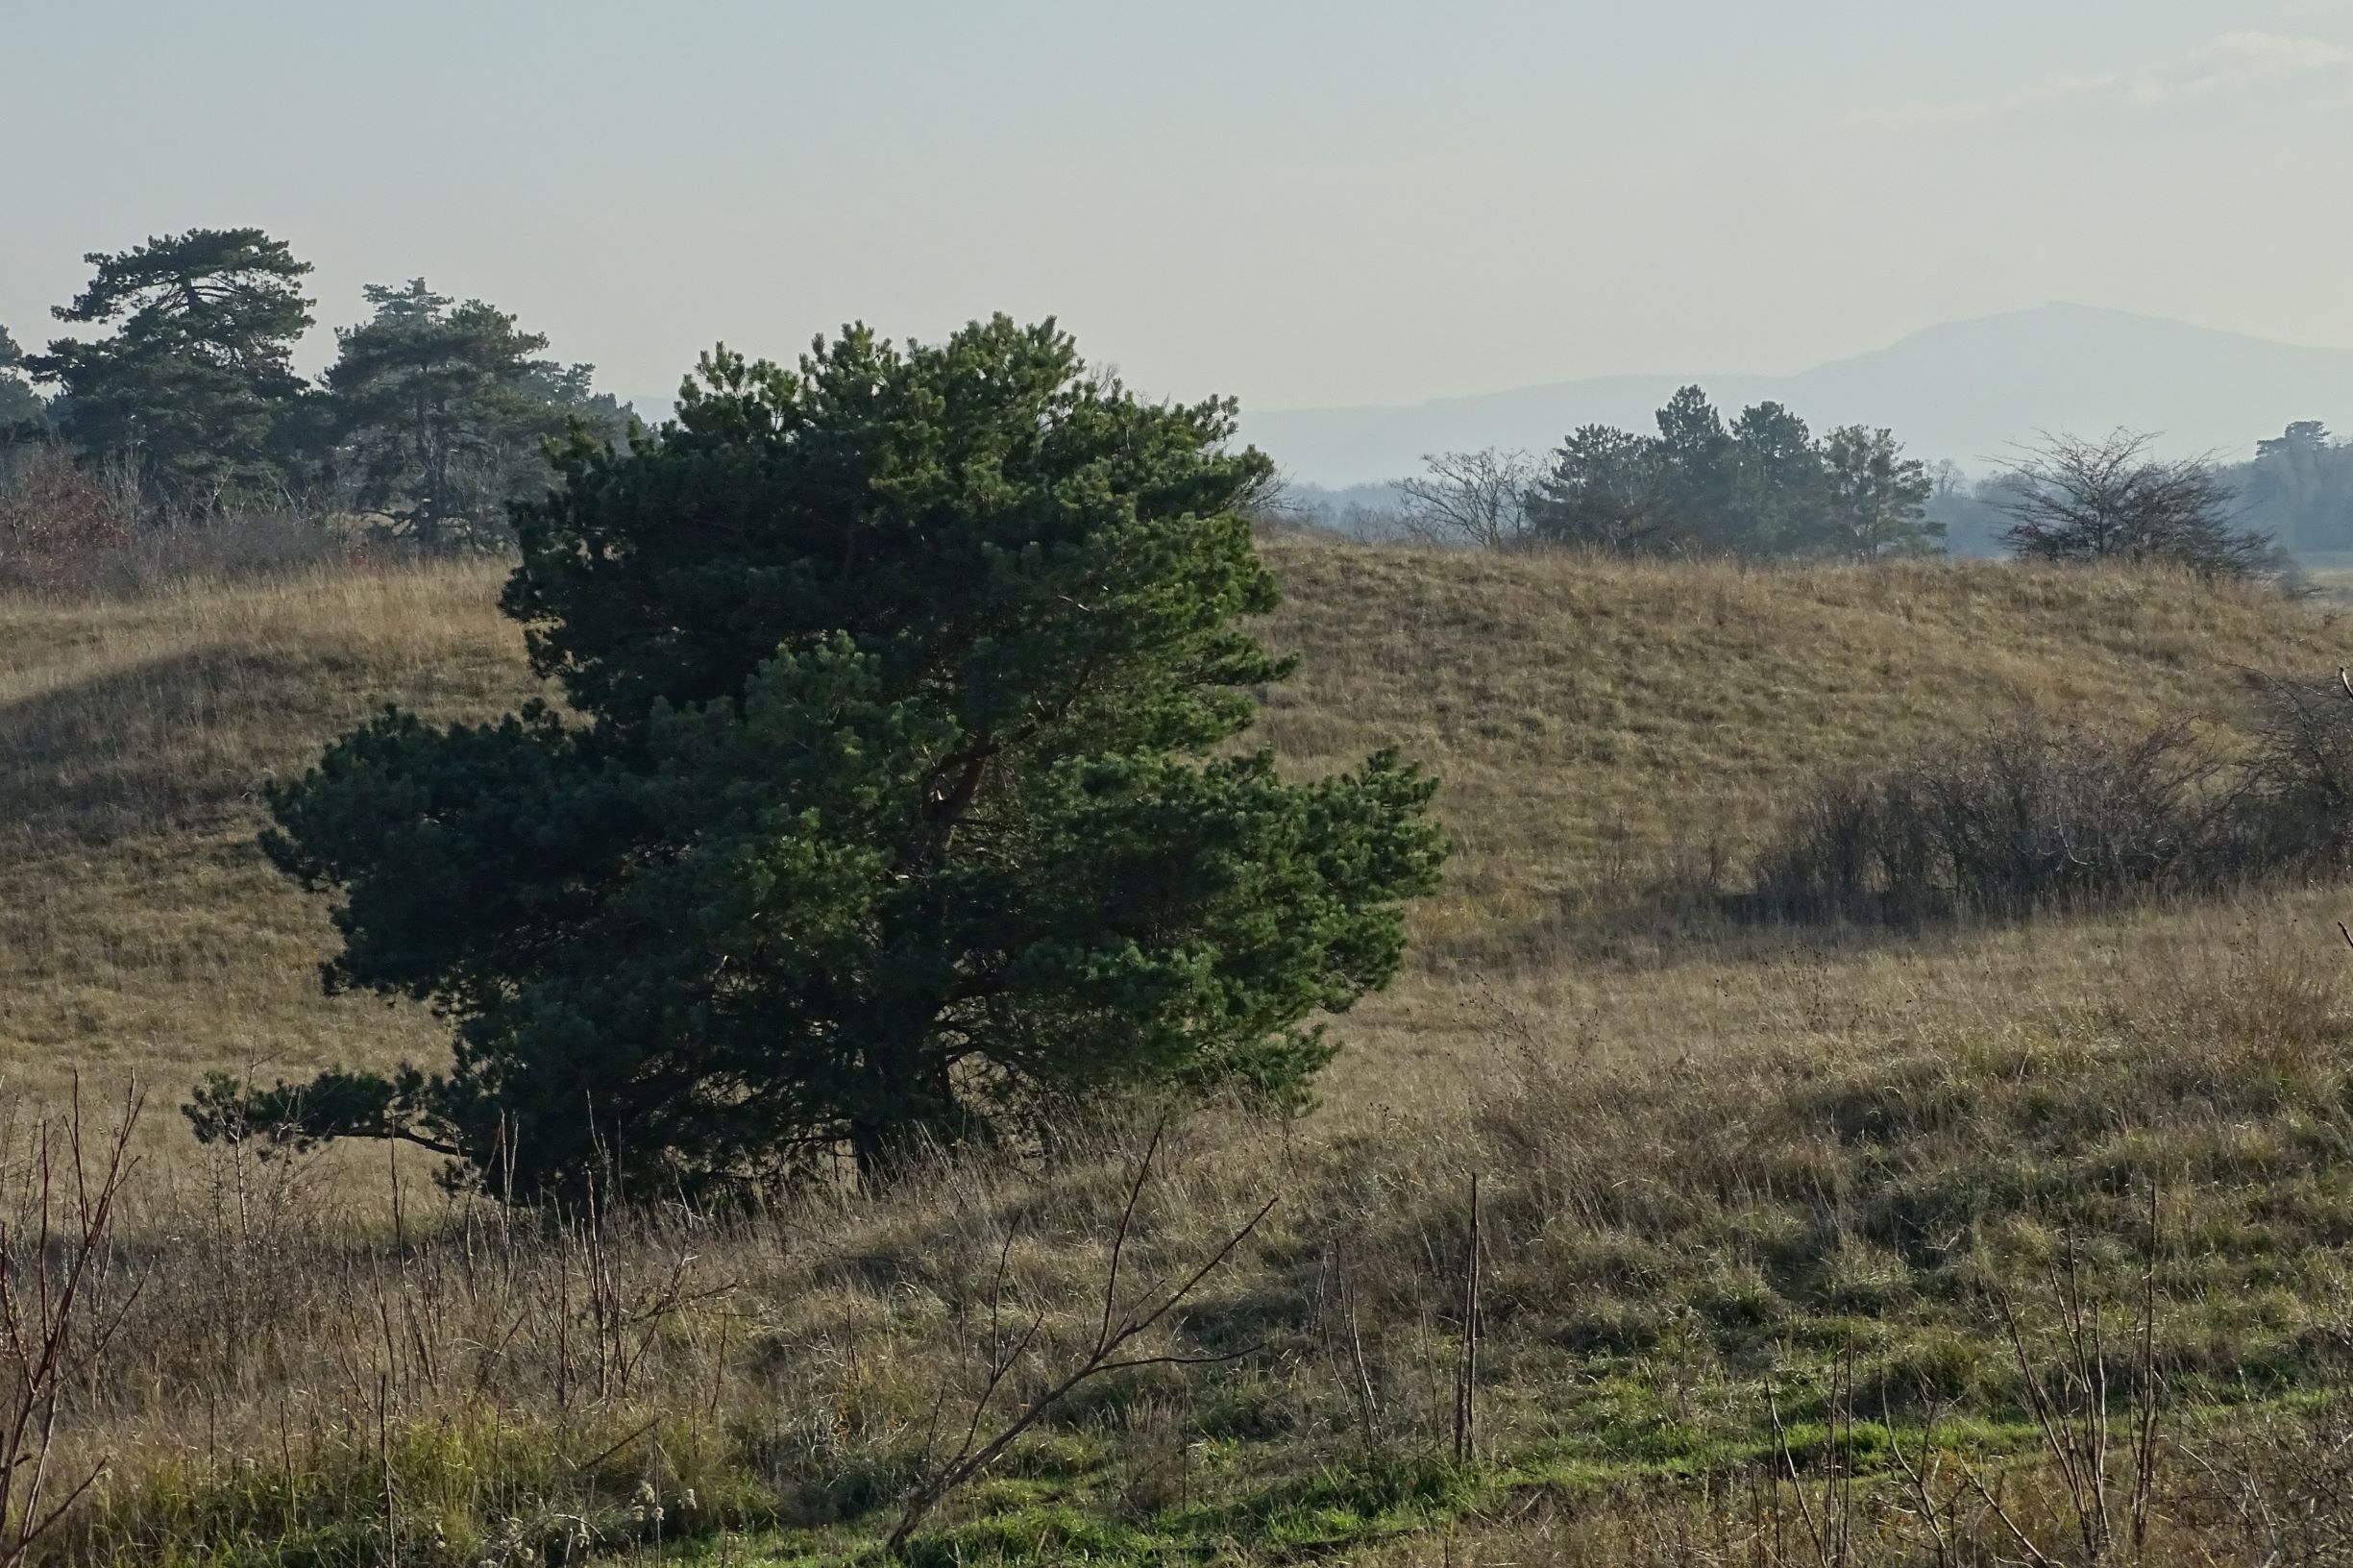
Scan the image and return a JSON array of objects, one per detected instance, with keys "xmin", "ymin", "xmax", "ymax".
[
  {"xmin": 191, "ymin": 317, "xmax": 1446, "ymax": 1202},
  {"xmin": 325, "ymin": 280, "xmax": 629, "ymax": 548},
  {"xmin": 29, "ymin": 229, "xmax": 314, "ymax": 507}
]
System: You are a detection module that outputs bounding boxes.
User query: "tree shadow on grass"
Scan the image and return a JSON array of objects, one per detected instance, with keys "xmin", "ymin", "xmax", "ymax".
[
  {"xmin": 1427, "ymin": 865, "xmax": 2266, "ymax": 981},
  {"xmin": 1410, "ymin": 875, "xmax": 1956, "ymax": 978},
  {"xmin": 0, "ymin": 645, "xmax": 345, "ymax": 843}
]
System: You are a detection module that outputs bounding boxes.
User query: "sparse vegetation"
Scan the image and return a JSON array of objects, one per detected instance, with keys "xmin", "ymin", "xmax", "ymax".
[
  {"xmin": 1393, "ymin": 448, "xmax": 1540, "ymax": 550},
  {"xmin": 0, "ymin": 447, "xmax": 135, "ymax": 595},
  {"xmin": 0, "ymin": 442, "xmax": 365, "ymax": 596},
  {"xmin": 1750, "ymin": 716, "xmax": 2343, "ymax": 925},
  {"xmin": 1752, "ymin": 668, "xmax": 2353, "ymax": 922}
]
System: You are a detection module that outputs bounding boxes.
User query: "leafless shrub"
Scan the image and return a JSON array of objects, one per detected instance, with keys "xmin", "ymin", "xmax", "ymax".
[
  {"xmin": 1953, "ymin": 1213, "xmax": 2168, "ymax": 1566},
  {"xmin": 1759, "ymin": 672, "xmax": 2353, "ymax": 923},
  {"xmin": 1763, "ymin": 1346, "xmax": 1874, "ymax": 1568},
  {"xmin": 0, "ymin": 1083, "xmax": 146, "ymax": 1565},
  {"xmin": 1753, "ymin": 714, "xmax": 2245, "ymax": 920},
  {"xmin": 1395, "ymin": 449, "xmax": 1540, "ymax": 551},
  {"xmin": 887, "ymin": 1121, "xmax": 1274, "ymax": 1557},
  {"xmin": 0, "ymin": 447, "xmax": 136, "ymax": 594},
  {"xmin": 0, "ymin": 443, "xmax": 361, "ymax": 597},
  {"xmin": 1746, "ymin": 1210, "xmax": 2173, "ymax": 1568},
  {"xmin": 92, "ymin": 508, "xmax": 355, "ymax": 591},
  {"xmin": 2230, "ymin": 670, "xmax": 2353, "ymax": 875},
  {"xmin": 2176, "ymin": 1395, "xmax": 2353, "ymax": 1565},
  {"xmin": 1997, "ymin": 430, "xmax": 2277, "ymax": 582}
]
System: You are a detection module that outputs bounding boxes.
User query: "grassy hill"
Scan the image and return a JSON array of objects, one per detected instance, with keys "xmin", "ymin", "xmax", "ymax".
[
  {"xmin": 0, "ymin": 560, "xmax": 528, "ymax": 1115},
  {"xmin": 6, "ymin": 544, "xmax": 2340, "ymax": 1115},
  {"xmin": 10, "ymin": 545, "xmax": 2353, "ymax": 1563}
]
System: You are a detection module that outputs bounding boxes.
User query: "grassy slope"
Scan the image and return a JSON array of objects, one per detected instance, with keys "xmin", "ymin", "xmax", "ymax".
[
  {"xmin": 0, "ymin": 561, "xmax": 527, "ymax": 1116},
  {"xmin": 11, "ymin": 546, "xmax": 2353, "ymax": 1564},
  {"xmin": 1264, "ymin": 545, "xmax": 2352, "ymax": 1114},
  {"xmin": 1265, "ymin": 543, "xmax": 2333, "ymax": 922},
  {"xmin": 4, "ymin": 543, "xmax": 2339, "ymax": 1116}
]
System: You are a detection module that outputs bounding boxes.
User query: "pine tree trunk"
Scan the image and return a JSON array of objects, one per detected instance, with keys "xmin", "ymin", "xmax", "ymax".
[{"xmin": 848, "ymin": 1010, "xmax": 962, "ymax": 1189}]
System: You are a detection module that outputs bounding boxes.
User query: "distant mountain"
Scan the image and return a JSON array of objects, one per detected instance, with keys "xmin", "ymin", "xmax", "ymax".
[{"xmin": 1241, "ymin": 305, "xmax": 2353, "ymax": 486}]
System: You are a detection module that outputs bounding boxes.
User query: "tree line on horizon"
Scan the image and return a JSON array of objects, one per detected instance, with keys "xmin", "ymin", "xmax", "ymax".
[
  {"xmin": 7, "ymin": 226, "xmax": 2341, "ymax": 576},
  {"xmin": 1928, "ymin": 418, "xmax": 2353, "ymax": 562},
  {"xmin": 1374, "ymin": 387, "xmax": 1941, "ymax": 561},
  {"xmin": 0, "ymin": 227, "xmax": 632, "ymax": 548},
  {"xmin": 1317, "ymin": 393, "xmax": 2340, "ymax": 581}
]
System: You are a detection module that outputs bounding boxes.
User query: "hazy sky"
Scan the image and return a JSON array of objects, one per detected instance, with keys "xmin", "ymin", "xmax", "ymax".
[{"xmin": 7, "ymin": 1, "xmax": 2351, "ymax": 412}]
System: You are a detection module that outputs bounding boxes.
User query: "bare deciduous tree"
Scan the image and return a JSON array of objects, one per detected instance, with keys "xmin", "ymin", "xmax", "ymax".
[
  {"xmin": 1394, "ymin": 448, "xmax": 1539, "ymax": 551},
  {"xmin": 1996, "ymin": 429, "xmax": 2274, "ymax": 579}
]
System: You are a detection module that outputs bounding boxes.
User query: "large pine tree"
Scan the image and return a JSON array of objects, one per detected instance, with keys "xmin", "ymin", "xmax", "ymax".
[
  {"xmin": 192, "ymin": 317, "xmax": 1445, "ymax": 1201},
  {"xmin": 28, "ymin": 229, "xmax": 314, "ymax": 506}
]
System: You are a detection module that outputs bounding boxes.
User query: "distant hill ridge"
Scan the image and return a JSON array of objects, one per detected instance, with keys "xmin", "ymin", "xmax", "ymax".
[{"xmin": 1242, "ymin": 305, "xmax": 2353, "ymax": 486}]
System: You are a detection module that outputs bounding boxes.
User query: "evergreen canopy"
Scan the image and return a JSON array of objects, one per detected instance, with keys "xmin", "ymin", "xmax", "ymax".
[
  {"xmin": 27, "ymin": 228, "xmax": 315, "ymax": 504},
  {"xmin": 191, "ymin": 316, "xmax": 1445, "ymax": 1201},
  {"xmin": 0, "ymin": 325, "xmax": 41, "ymax": 431},
  {"xmin": 1528, "ymin": 386, "xmax": 1939, "ymax": 560},
  {"xmin": 325, "ymin": 280, "xmax": 633, "ymax": 548}
]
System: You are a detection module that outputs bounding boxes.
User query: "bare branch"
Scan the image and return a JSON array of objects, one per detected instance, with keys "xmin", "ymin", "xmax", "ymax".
[
  {"xmin": 886, "ymin": 1135, "xmax": 1274, "ymax": 1559},
  {"xmin": 0, "ymin": 1078, "xmax": 146, "ymax": 1564},
  {"xmin": 1394, "ymin": 449, "xmax": 1540, "ymax": 551},
  {"xmin": 1995, "ymin": 429, "xmax": 2274, "ymax": 580}
]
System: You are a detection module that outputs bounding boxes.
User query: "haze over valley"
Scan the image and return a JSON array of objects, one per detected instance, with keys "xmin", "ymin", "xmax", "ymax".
[{"xmin": 1246, "ymin": 303, "xmax": 2353, "ymax": 486}]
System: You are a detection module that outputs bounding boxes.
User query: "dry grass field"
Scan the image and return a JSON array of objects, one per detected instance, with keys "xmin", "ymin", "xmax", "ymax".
[
  {"xmin": 8, "ymin": 544, "xmax": 2343, "ymax": 1132},
  {"xmin": 1260, "ymin": 545, "xmax": 2353, "ymax": 1112},
  {"xmin": 0, "ymin": 560, "xmax": 527, "ymax": 1128},
  {"xmin": 8, "ymin": 542, "xmax": 2353, "ymax": 1563}
]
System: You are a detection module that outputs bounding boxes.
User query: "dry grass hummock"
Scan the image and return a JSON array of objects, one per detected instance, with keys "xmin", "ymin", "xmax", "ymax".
[{"xmin": 0, "ymin": 557, "xmax": 527, "ymax": 1168}]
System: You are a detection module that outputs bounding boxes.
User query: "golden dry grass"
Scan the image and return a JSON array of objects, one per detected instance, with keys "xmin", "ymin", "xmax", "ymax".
[
  {"xmin": 8, "ymin": 544, "xmax": 2353, "ymax": 1564},
  {"xmin": 4, "ymin": 542, "xmax": 2341, "ymax": 1139},
  {"xmin": 1263, "ymin": 543, "xmax": 2339, "ymax": 920},
  {"xmin": 0, "ymin": 561, "xmax": 529, "ymax": 1124},
  {"xmin": 1256, "ymin": 544, "xmax": 2353, "ymax": 1117}
]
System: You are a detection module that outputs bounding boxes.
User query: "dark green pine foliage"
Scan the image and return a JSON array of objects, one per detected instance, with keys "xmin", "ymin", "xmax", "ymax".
[
  {"xmin": 1727, "ymin": 401, "xmax": 1826, "ymax": 554},
  {"xmin": 0, "ymin": 325, "xmax": 45, "ymax": 432},
  {"xmin": 326, "ymin": 280, "xmax": 635, "ymax": 549},
  {"xmin": 1820, "ymin": 424, "xmax": 1939, "ymax": 559},
  {"xmin": 190, "ymin": 317, "xmax": 1445, "ymax": 1201},
  {"xmin": 1528, "ymin": 385, "xmax": 1940, "ymax": 560},
  {"xmin": 27, "ymin": 229, "xmax": 315, "ymax": 507}
]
